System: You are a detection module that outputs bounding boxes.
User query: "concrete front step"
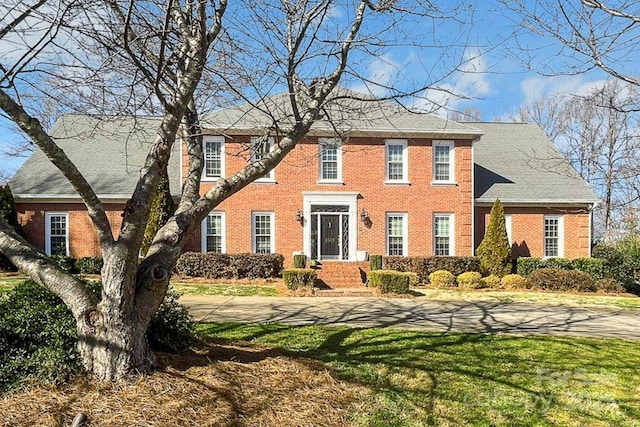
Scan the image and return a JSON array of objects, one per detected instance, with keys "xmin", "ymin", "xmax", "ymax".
[{"xmin": 314, "ymin": 288, "xmax": 376, "ymax": 297}]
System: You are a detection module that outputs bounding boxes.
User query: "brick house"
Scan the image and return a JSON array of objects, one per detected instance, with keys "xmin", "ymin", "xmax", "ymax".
[{"xmin": 9, "ymin": 95, "xmax": 598, "ymax": 272}]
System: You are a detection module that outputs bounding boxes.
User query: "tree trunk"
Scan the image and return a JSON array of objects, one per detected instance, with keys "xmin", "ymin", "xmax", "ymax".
[
  {"xmin": 75, "ymin": 247, "xmax": 162, "ymax": 380},
  {"xmin": 77, "ymin": 308, "xmax": 155, "ymax": 380}
]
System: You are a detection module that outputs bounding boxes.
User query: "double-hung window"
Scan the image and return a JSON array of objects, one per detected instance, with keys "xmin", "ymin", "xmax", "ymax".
[
  {"xmin": 201, "ymin": 212, "xmax": 225, "ymax": 253},
  {"xmin": 387, "ymin": 213, "xmax": 407, "ymax": 256},
  {"xmin": 544, "ymin": 215, "xmax": 563, "ymax": 257},
  {"xmin": 252, "ymin": 212, "xmax": 275, "ymax": 254},
  {"xmin": 45, "ymin": 212, "xmax": 69, "ymax": 256},
  {"xmin": 251, "ymin": 137, "xmax": 275, "ymax": 181},
  {"xmin": 434, "ymin": 214, "xmax": 454, "ymax": 256},
  {"xmin": 385, "ymin": 139, "xmax": 408, "ymax": 183},
  {"xmin": 203, "ymin": 137, "xmax": 224, "ymax": 180},
  {"xmin": 319, "ymin": 138, "xmax": 343, "ymax": 183},
  {"xmin": 433, "ymin": 140, "xmax": 455, "ymax": 183}
]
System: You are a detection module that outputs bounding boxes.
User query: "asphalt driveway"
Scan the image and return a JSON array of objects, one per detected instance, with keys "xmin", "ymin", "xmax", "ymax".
[{"xmin": 180, "ymin": 295, "xmax": 640, "ymax": 340}]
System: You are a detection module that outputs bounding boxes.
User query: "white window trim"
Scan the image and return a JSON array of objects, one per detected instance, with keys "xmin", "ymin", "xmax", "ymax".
[
  {"xmin": 433, "ymin": 213, "xmax": 455, "ymax": 256},
  {"xmin": 384, "ymin": 139, "xmax": 409, "ymax": 185},
  {"xmin": 251, "ymin": 137, "xmax": 276, "ymax": 183},
  {"xmin": 386, "ymin": 212, "xmax": 408, "ymax": 257},
  {"xmin": 252, "ymin": 211, "xmax": 276, "ymax": 253},
  {"xmin": 201, "ymin": 136, "xmax": 225, "ymax": 181},
  {"xmin": 201, "ymin": 212, "xmax": 226, "ymax": 253},
  {"xmin": 505, "ymin": 214, "xmax": 512, "ymax": 245},
  {"xmin": 432, "ymin": 140, "xmax": 455, "ymax": 185},
  {"xmin": 45, "ymin": 212, "xmax": 69, "ymax": 256},
  {"xmin": 318, "ymin": 138, "xmax": 343, "ymax": 184},
  {"xmin": 543, "ymin": 215, "xmax": 564, "ymax": 258}
]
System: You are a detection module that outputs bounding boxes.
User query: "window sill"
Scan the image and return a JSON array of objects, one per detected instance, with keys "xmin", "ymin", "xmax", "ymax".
[
  {"xmin": 201, "ymin": 176, "xmax": 223, "ymax": 182},
  {"xmin": 317, "ymin": 180, "xmax": 344, "ymax": 185},
  {"xmin": 431, "ymin": 181, "xmax": 457, "ymax": 186},
  {"xmin": 384, "ymin": 180, "xmax": 411, "ymax": 186},
  {"xmin": 252, "ymin": 179, "xmax": 277, "ymax": 185}
]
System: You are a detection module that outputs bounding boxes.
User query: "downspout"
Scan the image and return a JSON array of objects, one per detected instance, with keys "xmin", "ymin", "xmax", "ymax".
[{"xmin": 588, "ymin": 201, "xmax": 599, "ymax": 257}]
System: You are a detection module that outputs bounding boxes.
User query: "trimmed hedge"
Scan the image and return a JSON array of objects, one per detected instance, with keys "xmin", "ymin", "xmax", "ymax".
[
  {"xmin": 385, "ymin": 256, "xmax": 481, "ymax": 284},
  {"xmin": 283, "ymin": 268, "xmax": 316, "ymax": 290},
  {"xmin": 457, "ymin": 271, "xmax": 483, "ymax": 289},
  {"xmin": 370, "ymin": 255, "xmax": 383, "ymax": 271},
  {"xmin": 516, "ymin": 257, "xmax": 605, "ymax": 281},
  {"xmin": 293, "ymin": 254, "xmax": 307, "ymax": 269},
  {"xmin": 526, "ymin": 268, "xmax": 595, "ymax": 292},
  {"xmin": 595, "ymin": 278, "xmax": 626, "ymax": 294},
  {"xmin": 175, "ymin": 252, "xmax": 284, "ymax": 279},
  {"xmin": 368, "ymin": 270, "xmax": 412, "ymax": 294},
  {"xmin": 429, "ymin": 270, "xmax": 456, "ymax": 287},
  {"xmin": 74, "ymin": 257, "xmax": 103, "ymax": 275}
]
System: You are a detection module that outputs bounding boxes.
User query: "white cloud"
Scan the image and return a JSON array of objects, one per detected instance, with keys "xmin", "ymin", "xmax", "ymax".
[
  {"xmin": 410, "ymin": 49, "xmax": 490, "ymax": 116},
  {"xmin": 520, "ymin": 75, "xmax": 609, "ymax": 104},
  {"xmin": 351, "ymin": 54, "xmax": 401, "ymax": 98}
]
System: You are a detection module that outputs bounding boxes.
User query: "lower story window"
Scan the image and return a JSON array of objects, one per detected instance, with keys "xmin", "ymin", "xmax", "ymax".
[
  {"xmin": 544, "ymin": 216, "xmax": 563, "ymax": 257},
  {"xmin": 46, "ymin": 212, "xmax": 68, "ymax": 256},
  {"xmin": 387, "ymin": 213, "xmax": 407, "ymax": 256},
  {"xmin": 202, "ymin": 212, "xmax": 225, "ymax": 253},
  {"xmin": 434, "ymin": 214, "xmax": 454, "ymax": 256},
  {"xmin": 253, "ymin": 212, "xmax": 275, "ymax": 254}
]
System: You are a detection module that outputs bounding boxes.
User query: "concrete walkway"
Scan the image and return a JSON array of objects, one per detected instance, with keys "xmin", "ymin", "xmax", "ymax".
[{"xmin": 180, "ymin": 295, "xmax": 640, "ymax": 340}]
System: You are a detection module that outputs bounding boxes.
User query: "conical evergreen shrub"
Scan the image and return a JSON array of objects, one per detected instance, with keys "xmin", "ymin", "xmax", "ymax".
[{"xmin": 476, "ymin": 198, "xmax": 512, "ymax": 277}]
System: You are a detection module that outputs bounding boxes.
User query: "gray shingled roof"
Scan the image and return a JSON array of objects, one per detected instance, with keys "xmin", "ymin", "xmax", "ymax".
[
  {"xmin": 10, "ymin": 115, "xmax": 181, "ymax": 199},
  {"xmin": 473, "ymin": 122, "xmax": 598, "ymax": 204},
  {"xmin": 202, "ymin": 89, "xmax": 484, "ymax": 138}
]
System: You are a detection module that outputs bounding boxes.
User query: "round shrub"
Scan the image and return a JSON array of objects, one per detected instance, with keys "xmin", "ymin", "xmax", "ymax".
[
  {"xmin": 456, "ymin": 271, "xmax": 483, "ymax": 289},
  {"xmin": 74, "ymin": 257, "xmax": 103, "ymax": 275},
  {"xmin": 559, "ymin": 270, "xmax": 596, "ymax": 292},
  {"xmin": 481, "ymin": 274, "xmax": 502, "ymax": 289},
  {"xmin": 283, "ymin": 268, "xmax": 317, "ymax": 290},
  {"xmin": 595, "ymin": 278, "xmax": 626, "ymax": 294},
  {"xmin": 500, "ymin": 274, "xmax": 527, "ymax": 290},
  {"xmin": 429, "ymin": 270, "xmax": 455, "ymax": 287}
]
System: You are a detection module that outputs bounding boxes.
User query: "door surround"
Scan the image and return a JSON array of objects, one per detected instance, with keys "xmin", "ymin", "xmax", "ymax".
[{"xmin": 302, "ymin": 192, "xmax": 359, "ymax": 261}]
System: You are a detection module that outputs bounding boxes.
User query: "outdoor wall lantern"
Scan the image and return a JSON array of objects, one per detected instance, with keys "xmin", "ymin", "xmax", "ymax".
[
  {"xmin": 360, "ymin": 208, "xmax": 370, "ymax": 223},
  {"xmin": 296, "ymin": 209, "xmax": 304, "ymax": 223}
]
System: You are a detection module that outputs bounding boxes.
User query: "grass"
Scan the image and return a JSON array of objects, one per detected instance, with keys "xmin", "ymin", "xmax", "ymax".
[
  {"xmin": 415, "ymin": 287, "xmax": 640, "ymax": 311},
  {"xmin": 0, "ymin": 276, "xmax": 23, "ymax": 293},
  {"xmin": 199, "ymin": 322, "xmax": 640, "ymax": 427},
  {"xmin": 172, "ymin": 282, "xmax": 279, "ymax": 297}
]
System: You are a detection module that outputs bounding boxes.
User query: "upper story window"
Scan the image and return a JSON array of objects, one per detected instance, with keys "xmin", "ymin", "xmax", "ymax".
[
  {"xmin": 45, "ymin": 212, "xmax": 69, "ymax": 256},
  {"xmin": 544, "ymin": 215, "xmax": 563, "ymax": 258},
  {"xmin": 252, "ymin": 212, "xmax": 275, "ymax": 254},
  {"xmin": 251, "ymin": 137, "xmax": 275, "ymax": 182},
  {"xmin": 433, "ymin": 140, "xmax": 455, "ymax": 183},
  {"xmin": 434, "ymin": 213, "xmax": 454, "ymax": 256},
  {"xmin": 319, "ymin": 138, "xmax": 343, "ymax": 183},
  {"xmin": 201, "ymin": 212, "xmax": 225, "ymax": 253},
  {"xmin": 385, "ymin": 139, "xmax": 408, "ymax": 184},
  {"xmin": 387, "ymin": 213, "xmax": 408, "ymax": 256},
  {"xmin": 203, "ymin": 136, "xmax": 225, "ymax": 180}
]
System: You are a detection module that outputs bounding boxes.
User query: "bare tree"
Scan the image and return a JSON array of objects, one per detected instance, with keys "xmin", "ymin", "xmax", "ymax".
[
  {"xmin": 0, "ymin": 0, "xmax": 476, "ymax": 380},
  {"xmin": 517, "ymin": 80, "xmax": 640, "ymax": 240}
]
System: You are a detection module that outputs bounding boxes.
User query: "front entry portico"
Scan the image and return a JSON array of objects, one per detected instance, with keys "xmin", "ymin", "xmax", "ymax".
[{"xmin": 303, "ymin": 192, "xmax": 359, "ymax": 261}]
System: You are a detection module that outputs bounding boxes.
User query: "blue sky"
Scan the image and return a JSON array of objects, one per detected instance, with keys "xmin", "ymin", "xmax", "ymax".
[{"xmin": 0, "ymin": 1, "xmax": 624, "ymax": 179}]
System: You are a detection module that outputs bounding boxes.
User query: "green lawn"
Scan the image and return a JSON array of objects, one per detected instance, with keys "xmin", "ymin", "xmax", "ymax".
[
  {"xmin": 199, "ymin": 323, "xmax": 640, "ymax": 427},
  {"xmin": 0, "ymin": 276, "xmax": 24, "ymax": 293},
  {"xmin": 172, "ymin": 283, "xmax": 279, "ymax": 297}
]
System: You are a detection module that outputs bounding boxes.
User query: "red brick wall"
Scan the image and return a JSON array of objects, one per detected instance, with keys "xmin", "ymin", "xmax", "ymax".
[
  {"xmin": 474, "ymin": 206, "xmax": 592, "ymax": 259},
  {"xmin": 185, "ymin": 135, "xmax": 474, "ymax": 265},
  {"xmin": 17, "ymin": 203, "xmax": 124, "ymax": 258}
]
